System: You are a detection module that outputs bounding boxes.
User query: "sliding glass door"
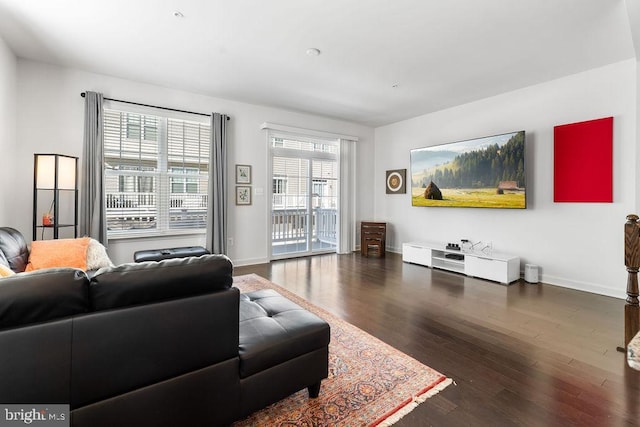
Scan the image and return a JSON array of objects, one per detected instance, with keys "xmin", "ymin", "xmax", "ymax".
[{"xmin": 269, "ymin": 134, "xmax": 338, "ymax": 259}]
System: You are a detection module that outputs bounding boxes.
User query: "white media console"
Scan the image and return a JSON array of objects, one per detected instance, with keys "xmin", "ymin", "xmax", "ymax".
[{"xmin": 402, "ymin": 241, "xmax": 520, "ymax": 284}]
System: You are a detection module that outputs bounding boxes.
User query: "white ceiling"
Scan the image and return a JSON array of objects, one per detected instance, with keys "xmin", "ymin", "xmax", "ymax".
[{"xmin": 0, "ymin": 0, "xmax": 637, "ymax": 127}]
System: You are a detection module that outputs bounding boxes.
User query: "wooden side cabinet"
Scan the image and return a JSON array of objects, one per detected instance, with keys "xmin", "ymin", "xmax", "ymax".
[{"xmin": 361, "ymin": 221, "xmax": 386, "ymax": 257}]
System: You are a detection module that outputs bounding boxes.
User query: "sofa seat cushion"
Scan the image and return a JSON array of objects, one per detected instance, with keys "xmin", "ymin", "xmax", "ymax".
[{"xmin": 238, "ymin": 289, "xmax": 330, "ymax": 378}]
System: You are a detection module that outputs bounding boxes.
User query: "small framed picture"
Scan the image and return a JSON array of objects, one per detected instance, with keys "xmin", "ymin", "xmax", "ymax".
[
  {"xmin": 236, "ymin": 164, "xmax": 252, "ymax": 184},
  {"xmin": 236, "ymin": 186, "xmax": 252, "ymax": 205}
]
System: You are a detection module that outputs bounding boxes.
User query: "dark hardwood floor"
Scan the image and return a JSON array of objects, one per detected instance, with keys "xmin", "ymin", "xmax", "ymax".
[{"xmin": 234, "ymin": 252, "xmax": 640, "ymax": 427}]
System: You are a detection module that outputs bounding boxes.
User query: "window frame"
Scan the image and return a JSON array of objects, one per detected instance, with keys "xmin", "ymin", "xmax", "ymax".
[{"xmin": 103, "ymin": 107, "xmax": 211, "ymax": 240}]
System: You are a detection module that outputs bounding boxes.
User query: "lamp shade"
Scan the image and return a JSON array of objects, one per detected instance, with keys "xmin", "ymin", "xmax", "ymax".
[
  {"xmin": 35, "ymin": 154, "xmax": 77, "ymax": 190},
  {"xmin": 57, "ymin": 156, "xmax": 77, "ymax": 190},
  {"xmin": 35, "ymin": 155, "xmax": 56, "ymax": 189}
]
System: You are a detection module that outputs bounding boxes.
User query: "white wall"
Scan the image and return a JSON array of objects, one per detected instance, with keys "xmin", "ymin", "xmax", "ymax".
[
  {"xmin": 375, "ymin": 59, "xmax": 637, "ymax": 298},
  {"xmin": 0, "ymin": 36, "xmax": 16, "ymax": 225},
  {"xmin": 11, "ymin": 57, "xmax": 637, "ymax": 298},
  {"xmin": 14, "ymin": 59, "xmax": 375, "ymax": 265}
]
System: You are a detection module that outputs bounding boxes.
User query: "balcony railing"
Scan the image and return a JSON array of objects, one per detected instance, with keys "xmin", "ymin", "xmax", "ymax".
[
  {"xmin": 105, "ymin": 192, "xmax": 207, "ymax": 230},
  {"xmin": 272, "ymin": 208, "xmax": 337, "ymax": 247},
  {"xmin": 104, "ymin": 192, "xmax": 337, "ymax": 246}
]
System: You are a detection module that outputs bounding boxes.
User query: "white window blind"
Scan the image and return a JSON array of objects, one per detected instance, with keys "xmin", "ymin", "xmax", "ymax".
[{"xmin": 104, "ymin": 109, "xmax": 210, "ymax": 237}]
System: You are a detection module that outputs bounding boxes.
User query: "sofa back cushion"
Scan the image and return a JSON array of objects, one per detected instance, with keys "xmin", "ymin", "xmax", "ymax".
[
  {"xmin": 89, "ymin": 254, "xmax": 233, "ymax": 311},
  {"xmin": 0, "ymin": 268, "xmax": 90, "ymax": 330}
]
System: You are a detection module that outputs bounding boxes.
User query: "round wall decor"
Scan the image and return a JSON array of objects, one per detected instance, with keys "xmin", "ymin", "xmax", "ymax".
[{"xmin": 386, "ymin": 169, "xmax": 406, "ymax": 194}]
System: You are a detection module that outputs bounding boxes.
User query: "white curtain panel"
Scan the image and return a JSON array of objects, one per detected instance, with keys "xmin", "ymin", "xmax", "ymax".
[{"xmin": 338, "ymin": 139, "xmax": 356, "ymax": 254}]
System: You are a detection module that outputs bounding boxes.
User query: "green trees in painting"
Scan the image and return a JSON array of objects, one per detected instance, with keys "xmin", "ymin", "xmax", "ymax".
[{"xmin": 420, "ymin": 132, "xmax": 525, "ymax": 189}]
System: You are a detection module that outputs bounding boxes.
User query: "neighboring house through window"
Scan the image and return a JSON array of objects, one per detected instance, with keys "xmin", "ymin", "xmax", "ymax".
[{"xmin": 171, "ymin": 167, "xmax": 199, "ymax": 194}]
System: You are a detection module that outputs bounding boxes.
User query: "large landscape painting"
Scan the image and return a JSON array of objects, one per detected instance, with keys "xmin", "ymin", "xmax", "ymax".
[{"xmin": 410, "ymin": 131, "xmax": 526, "ymax": 208}]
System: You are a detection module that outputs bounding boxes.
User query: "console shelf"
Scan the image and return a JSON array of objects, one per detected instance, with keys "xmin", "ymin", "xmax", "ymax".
[{"xmin": 402, "ymin": 241, "xmax": 520, "ymax": 284}]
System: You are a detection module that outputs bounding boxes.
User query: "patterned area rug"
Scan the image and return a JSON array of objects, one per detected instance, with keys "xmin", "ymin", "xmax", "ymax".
[{"xmin": 232, "ymin": 274, "xmax": 452, "ymax": 427}]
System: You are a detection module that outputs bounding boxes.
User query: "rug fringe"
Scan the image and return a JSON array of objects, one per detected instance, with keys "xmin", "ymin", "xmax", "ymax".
[{"xmin": 374, "ymin": 377, "xmax": 453, "ymax": 427}]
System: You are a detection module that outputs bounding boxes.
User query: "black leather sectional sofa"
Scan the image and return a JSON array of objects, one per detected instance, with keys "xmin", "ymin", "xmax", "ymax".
[{"xmin": 0, "ymin": 228, "xmax": 330, "ymax": 426}]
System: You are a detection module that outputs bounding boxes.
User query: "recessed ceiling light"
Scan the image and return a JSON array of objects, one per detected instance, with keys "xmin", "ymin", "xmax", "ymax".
[
  {"xmin": 306, "ymin": 48, "xmax": 321, "ymax": 56},
  {"xmin": 173, "ymin": 11, "xmax": 184, "ymax": 18}
]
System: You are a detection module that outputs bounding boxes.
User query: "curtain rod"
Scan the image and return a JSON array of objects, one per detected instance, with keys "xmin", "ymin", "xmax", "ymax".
[{"xmin": 80, "ymin": 92, "xmax": 230, "ymax": 120}]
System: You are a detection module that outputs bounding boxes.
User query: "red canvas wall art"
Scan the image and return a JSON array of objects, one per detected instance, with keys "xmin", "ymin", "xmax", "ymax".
[{"xmin": 554, "ymin": 117, "xmax": 613, "ymax": 203}]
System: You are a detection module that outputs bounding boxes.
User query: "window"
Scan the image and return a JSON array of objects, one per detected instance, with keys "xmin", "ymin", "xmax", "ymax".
[
  {"xmin": 170, "ymin": 167, "xmax": 199, "ymax": 194},
  {"xmin": 104, "ymin": 109, "xmax": 210, "ymax": 236},
  {"xmin": 117, "ymin": 165, "xmax": 155, "ymax": 193},
  {"xmin": 312, "ymin": 179, "xmax": 327, "ymax": 197},
  {"xmin": 270, "ymin": 135, "xmax": 337, "ymax": 154},
  {"xmin": 272, "ymin": 175, "xmax": 287, "ymax": 207},
  {"xmin": 125, "ymin": 114, "xmax": 158, "ymax": 141}
]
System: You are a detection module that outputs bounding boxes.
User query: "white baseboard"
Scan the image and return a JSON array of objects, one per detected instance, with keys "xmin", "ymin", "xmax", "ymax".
[
  {"xmin": 231, "ymin": 257, "xmax": 270, "ymax": 267},
  {"xmin": 538, "ymin": 274, "xmax": 626, "ymax": 300}
]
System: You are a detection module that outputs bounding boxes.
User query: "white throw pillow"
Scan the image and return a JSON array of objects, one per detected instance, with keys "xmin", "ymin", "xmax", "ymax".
[{"xmin": 86, "ymin": 239, "xmax": 114, "ymax": 270}]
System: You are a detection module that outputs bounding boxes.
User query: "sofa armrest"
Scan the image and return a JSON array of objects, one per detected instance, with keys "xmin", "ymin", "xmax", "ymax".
[{"xmin": 0, "ymin": 227, "xmax": 29, "ymax": 273}]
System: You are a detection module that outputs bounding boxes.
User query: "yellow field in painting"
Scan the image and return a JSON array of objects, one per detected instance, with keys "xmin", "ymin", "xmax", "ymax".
[{"xmin": 411, "ymin": 187, "xmax": 525, "ymax": 208}]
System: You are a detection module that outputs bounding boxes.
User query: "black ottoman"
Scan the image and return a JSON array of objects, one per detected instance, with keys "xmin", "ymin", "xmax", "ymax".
[
  {"xmin": 238, "ymin": 289, "xmax": 330, "ymax": 417},
  {"xmin": 133, "ymin": 246, "xmax": 210, "ymax": 262}
]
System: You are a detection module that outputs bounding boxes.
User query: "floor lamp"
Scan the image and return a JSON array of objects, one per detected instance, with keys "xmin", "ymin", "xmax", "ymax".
[{"xmin": 33, "ymin": 153, "xmax": 78, "ymax": 240}]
